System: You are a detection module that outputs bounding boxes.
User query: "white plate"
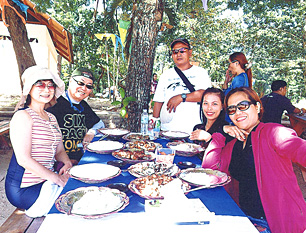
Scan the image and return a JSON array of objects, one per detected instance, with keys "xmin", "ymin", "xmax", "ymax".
[
  {"xmin": 178, "ymin": 168, "xmax": 230, "ymax": 188},
  {"xmin": 161, "ymin": 131, "xmax": 189, "ymax": 139},
  {"xmin": 166, "ymin": 142, "xmax": 204, "ymax": 157},
  {"xmin": 98, "ymin": 128, "xmax": 130, "ymax": 137},
  {"xmin": 87, "ymin": 141, "xmax": 124, "ymax": 154},
  {"xmin": 69, "ymin": 163, "xmax": 121, "ymax": 183},
  {"xmin": 55, "ymin": 186, "xmax": 129, "ymax": 218}
]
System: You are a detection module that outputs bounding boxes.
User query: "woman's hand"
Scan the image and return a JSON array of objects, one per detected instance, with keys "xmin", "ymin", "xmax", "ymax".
[
  {"xmin": 223, "ymin": 125, "xmax": 249, "ymax": 141},
  {"xmin": 190, "ymin": 129, "xmax": 212, "ymax": 142},
  {"xmin": 58, "ymin": 161, "xmax": 73, "ymax": 176},
  {"xmin": 225, "ymin": 69, "xmax": 234, "ymax": 83},
  {"xmin": 51, "ymin": 172, "xmax": 70, "ymax": 187}
]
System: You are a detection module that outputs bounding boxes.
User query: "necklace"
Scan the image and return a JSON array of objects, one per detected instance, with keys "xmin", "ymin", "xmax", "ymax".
[{"xmin": 66, "ymin": 91, "xmax": 84, "ymax": 113}]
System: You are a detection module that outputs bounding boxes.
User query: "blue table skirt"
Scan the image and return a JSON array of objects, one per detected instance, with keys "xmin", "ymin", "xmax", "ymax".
[{"xmin": 49, "ymin": 137, "xmax": 245, "ymax": 217}]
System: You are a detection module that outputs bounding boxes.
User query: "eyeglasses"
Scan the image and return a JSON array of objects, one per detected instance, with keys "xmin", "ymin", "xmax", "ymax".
[
  {"xmin": 72, "ymin": 78, "xmax": 94, "ymax": 89},
  {"xmin": 33, "ymin": 81, "xmax": 56, "ymax": 91},
  {"xmin": 172, "ymin": 47, "xmax": 189, "ymax": 55},
  {"xmin": 226, "ymin": 100, "xmax": 254, "ymax": 115}
]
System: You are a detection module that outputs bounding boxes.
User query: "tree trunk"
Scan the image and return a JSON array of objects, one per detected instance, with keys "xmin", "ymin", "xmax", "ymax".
[
  {"xmin": 5, "ymin": 4, "xmax": 36, "ymax": 90},
  {"xmin": 125, "ymin": 0, "xmax": 164, "ymax": 132}
]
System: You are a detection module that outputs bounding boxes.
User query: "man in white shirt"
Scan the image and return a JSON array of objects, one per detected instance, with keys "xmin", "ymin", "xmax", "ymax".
[{"xmin": 153, "ymin": 38, "xmax": 211, "ymax": 134}]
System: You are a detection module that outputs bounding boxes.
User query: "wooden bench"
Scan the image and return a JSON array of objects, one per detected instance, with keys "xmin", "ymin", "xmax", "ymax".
[{"xmin": 0, "ymin": 208, "xmax": 45, "ymax": 233}]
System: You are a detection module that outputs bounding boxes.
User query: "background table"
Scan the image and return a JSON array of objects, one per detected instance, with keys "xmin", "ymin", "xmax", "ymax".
[{"xmin": 288, "ymin": 113, "xmax": 306, "ymax": 136}]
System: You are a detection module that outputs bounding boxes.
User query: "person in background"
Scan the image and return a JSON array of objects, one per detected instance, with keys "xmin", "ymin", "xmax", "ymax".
[
  {"xmin": 261, "ymin": 80, "xmax": 306, "ymax": 124},
  {"xmin": 5, "ymin": 66, "xmax": 72, "ymax": 217},
  {"xmin": 202, "ymin": 87, "xmax": 306, "ymax": 233},
  {"xmin": 149, "ymin": 73, "xmax": 158, "ymax": 113},
  {"xmin": 222, "ymin": 52, "xmax": 252, "ymax": 96},
  {"xmin": 190, "ymin": 87, "xmax": 247, "ymax": 159},
  {"xmin": 47, "ymin": 67, "xmax": 105, "ymax": 165},
  {"xmin": 153, "ymin": 38, "xmax": 212, "ymax": 134}
]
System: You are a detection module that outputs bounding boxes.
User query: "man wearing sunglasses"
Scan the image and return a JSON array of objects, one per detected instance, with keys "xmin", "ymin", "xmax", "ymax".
[
  {"xmin": 47, "ymin": 67, "xmax": 105, "ymax": 165},
  {"xmin": 153, "ymin": 38, "xmax": 211, "ymax": 134}
]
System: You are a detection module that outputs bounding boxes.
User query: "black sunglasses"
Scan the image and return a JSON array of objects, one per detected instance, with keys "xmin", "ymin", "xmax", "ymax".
[
  {"xmin": 72, "ymin": 77, "xmax": 93, "ymax": 89},
  {"xmin": 172, "ymin": 47, "xmax": 189, "ymax": 55},
  {"xmin": 227, "ymin": 100, "xmax": 254, "ymax": 115}
]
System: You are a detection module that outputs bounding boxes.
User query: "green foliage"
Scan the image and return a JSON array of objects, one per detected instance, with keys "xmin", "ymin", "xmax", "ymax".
[
  {"xmin": 31, "ymin": 0, "xmax": 306, "ymax": 102},
  {"xmin": 111, "ymin": 88, "xmax": 137, "ymax": 118}
]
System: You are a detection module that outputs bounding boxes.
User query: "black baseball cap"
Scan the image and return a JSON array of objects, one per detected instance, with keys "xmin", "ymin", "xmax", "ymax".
[
  {"xmin": 71, "ymin": 67, "xmax": 94, "ymax": 81},
  {"xmin": 170, "ymin": 38, "xmax": 191, "ymax": 49}
]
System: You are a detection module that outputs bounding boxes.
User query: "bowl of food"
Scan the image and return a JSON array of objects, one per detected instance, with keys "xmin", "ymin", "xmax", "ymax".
[{"xmin": 166, "ymin": 142, "xmax": 204, "ymax": 157}]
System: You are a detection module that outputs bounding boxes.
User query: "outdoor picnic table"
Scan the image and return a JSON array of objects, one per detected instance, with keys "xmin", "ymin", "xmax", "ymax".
[{"xmin": 37, "ymin": 135, "xmax": 257, "ymax": 233}]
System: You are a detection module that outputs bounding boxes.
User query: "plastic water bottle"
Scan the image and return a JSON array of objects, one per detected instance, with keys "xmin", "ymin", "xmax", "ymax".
[
  {"xmin": 141, "ymin": 109, "xmax": 149, "ymax": 135},
  {"xmin": 153, "ymin": 117, "xmax": 161, "ymax": 138}
]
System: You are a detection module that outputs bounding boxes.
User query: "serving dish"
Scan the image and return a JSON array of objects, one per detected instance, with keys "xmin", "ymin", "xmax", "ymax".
[
  {"xmin": 127, "ymin": 162, "xmax": 180, "ymax": 177},
  {"xmin": 86, "ymin": 141, "xmax": 124, "ymax": 154},
  {"xmin": 122, "ymin": 133, "xmax": 157, "ymax": 141},
  {"xmin": 107, "ymin": 160, "xmax": 127, "ymax": 168},
  {"xmin": 178, "ymin": 168, "xmax": 230, "ymax": 188},
  {"xmin": 160, "ymin": 131, "xmax": 190, "ymax": 140},
  {"xmin": 177, "ymin": 161, "xmax": 197, "ymax": 169},
  {"xmin": 97, "ymin": 128, "xmax": 130, "ymax": 139},
  {"xmin": 107, "ymin": 183, "xmax": 129, "ymax": 193},
  {"xmin": 68, "ymin": 163, "xmax": 121, "ymax": 183},
  {"xmin": 55, "ymin": 186, "xmax": 129, "ymax": 219},
  {"xmin": 128, "ymin": 174, "xmax": 190, "ymax": 199},
  {"xmin": 166, "ymin": 142, "xmax": 204, "ymax": 157},
  {"xmin": 112, "ymin": 148, "xmax": 155, "ymax": 164},
  {"xmin": 125, "ymin": 140, "xmax": 161, "ymax": 152}
]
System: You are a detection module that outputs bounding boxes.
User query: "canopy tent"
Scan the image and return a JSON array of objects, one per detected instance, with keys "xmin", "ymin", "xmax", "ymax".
[{"xmin": 0, "ymin": 0, "xmax": 73, "ymax": 63}]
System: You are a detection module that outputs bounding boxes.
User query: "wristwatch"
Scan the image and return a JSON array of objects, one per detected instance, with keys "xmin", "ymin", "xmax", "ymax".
[{"xmin": 181, "ymin": 93, "xmax": 187, "ymax": 102}]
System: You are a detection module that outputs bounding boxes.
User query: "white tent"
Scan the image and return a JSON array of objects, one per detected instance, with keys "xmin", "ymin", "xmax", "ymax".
[{"xmin": 0, "ymin": 22, "xmax": 58, "ymax": 95}]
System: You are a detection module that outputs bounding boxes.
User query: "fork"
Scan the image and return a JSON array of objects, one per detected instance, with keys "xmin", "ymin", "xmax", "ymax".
[{"xmin": 98, "ymin": 134, "xmax": 109, "ymax": 141}]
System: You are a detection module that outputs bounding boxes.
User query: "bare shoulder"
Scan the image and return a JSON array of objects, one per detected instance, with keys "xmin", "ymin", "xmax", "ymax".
[{"xmin": 10, "ymin": 109, "xmax": 32, "ymax": 126}]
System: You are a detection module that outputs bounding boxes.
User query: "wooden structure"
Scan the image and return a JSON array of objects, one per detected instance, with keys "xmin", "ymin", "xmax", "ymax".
[
  {"xmin": 0, "ymin": 0, "xmax": 73, "ymax": 63},
  {"xmin": 0, "ymin": 208, "xmax": 45, "ymax": 233},
  {"xmin": 288, "ymin": 113, "xmax": 306, "ymax": 137}
]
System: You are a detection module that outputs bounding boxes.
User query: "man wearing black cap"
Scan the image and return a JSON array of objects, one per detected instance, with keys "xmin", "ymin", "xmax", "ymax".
[
  {"xmin": 153, "ymin": 38, "xmax": 211, "ymax": 134},
  {"xmin": 47, "ymin": 67, "xmax": 105, "ymax": 164}
]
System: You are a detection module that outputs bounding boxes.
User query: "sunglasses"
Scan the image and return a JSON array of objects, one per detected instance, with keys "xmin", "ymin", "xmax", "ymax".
[
  {"xmin": 172, "ymin": 47, "xmax": 189, "ymax": 55},
  {"xmin": 227, "ymin": 100, "xmax": 254, "ymax": 115},
  {"xmin": 33, "ymin": 81, "xmax": 56, "ymax": 91},
  {"xmin": 72, "ymin": 77, "xmax": 94, "ymax": 89},
  {"xmin": 228, "ymin": 60, "xmax": 238, "ymax": 65}
]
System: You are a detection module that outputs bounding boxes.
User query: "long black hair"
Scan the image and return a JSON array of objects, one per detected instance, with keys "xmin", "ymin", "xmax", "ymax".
[{"xmin": 198, "ymin": 87, "xmax": 228, "ymax": 134}]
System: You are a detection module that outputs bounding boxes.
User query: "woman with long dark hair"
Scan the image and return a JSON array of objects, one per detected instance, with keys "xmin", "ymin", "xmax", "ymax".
[
  {"xmin": 202, "ymin": 87, "xmax": 306, "ymax": 233},
  {"xmin": 190, "ymin": 87, "xmax": 246, "ymax": 155}
]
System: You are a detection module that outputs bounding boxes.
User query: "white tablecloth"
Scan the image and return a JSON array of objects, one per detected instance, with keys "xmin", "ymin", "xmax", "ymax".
[{"xmin": 37, "ymin": 212, "xmax": 258, "ymax": 233}]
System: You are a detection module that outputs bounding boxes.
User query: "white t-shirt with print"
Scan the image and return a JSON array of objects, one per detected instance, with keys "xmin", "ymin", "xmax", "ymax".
[{"xmin": 153, "ymin": 65, "xmax": 211, "ymax": 134}]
